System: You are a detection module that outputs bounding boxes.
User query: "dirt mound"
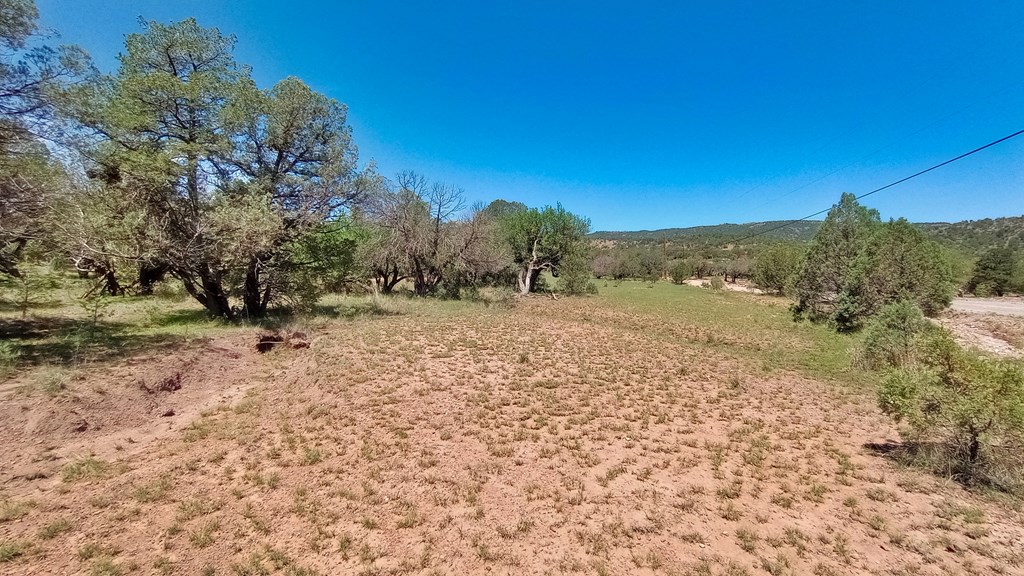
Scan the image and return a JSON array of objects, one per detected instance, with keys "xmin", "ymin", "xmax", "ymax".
[
  {"xmin": 0, "ymin": 336, "xmax": 261, "ymax": 487},
  {"xmin": 255, "ymin": 330, "xmax": 310, "ymax": 353}
]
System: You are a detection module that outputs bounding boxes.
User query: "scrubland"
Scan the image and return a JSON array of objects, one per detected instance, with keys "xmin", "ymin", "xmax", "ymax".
[{"xmin": 1, "ymin": 278, "xmax": 1023, "ymax": 576}]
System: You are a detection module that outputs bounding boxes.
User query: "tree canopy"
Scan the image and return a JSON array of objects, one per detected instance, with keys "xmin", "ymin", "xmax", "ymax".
[{"xmin": 500, "ymin": 203, "xmax": 590, "ymax": 295}]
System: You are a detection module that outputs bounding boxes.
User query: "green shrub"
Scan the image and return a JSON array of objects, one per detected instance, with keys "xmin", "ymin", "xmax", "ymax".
[
  {"xmin": 0, "ymin": 342, "xmax": 20, "ymax": 378},
  {"xmin": 670, "ymin": 260, "xmax": 694, "ymax": 285},
  {"xmin": 751, "ymin": 244, "xmax": 802, "ymax": 295},
  {"xmin": 861, "ymin": 301, "xmax": 930, "ymax": 370},
  {"xmin": 704, "ymin": 277, "xmax": 724, "ymax": 291},
  {"xmin": 878, "ymin": 330, "xmax": 1024, "ymax": 490},
  {"xmin": 556, "ymin": 250, "xmax": 597, "ymax": 295},
  {"xmin": 968, "ymin": 247, "xmax": 1016, "ymax": 296}
]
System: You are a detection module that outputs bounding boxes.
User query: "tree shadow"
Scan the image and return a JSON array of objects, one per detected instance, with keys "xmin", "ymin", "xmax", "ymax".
[
  {"xmin": 863, "ymin": 440, "xmax": 905, "ymax": 456},
  {"xmin": 0, "ymin": 299, "xmax": 66, "ymax": 313},
  {"xmin": 0, "ymin": 316, "xmax": 193, "ymax": 369},
  {"xmin": 313, "ymin": 301, "xmax": 403, "ymax": 320},
  {"xmin": 0, "ymin": 316, "xmax": 83, "ymax": 340},
  {"xmin": 147, "ymin": 308, "xmax": 219, "ymax": 328},
  {"xmin": 864, "ymin": 440, "xmax": 1020, "ymax": 494}
]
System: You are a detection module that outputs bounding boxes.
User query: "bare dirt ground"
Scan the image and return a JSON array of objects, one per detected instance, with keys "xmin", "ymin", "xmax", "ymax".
[
  {"xmin": 1, "ymin": 292, "xmax": 1023, "ymax": 576},
  {"xmin": 0, "ymin": 336, "xmax": 261, "ymax": 485},
  {"xmin": 950, "ymin": 297, "xmax": 1024, "ymax": 317},
  {"xmin": 682, "ymin": 279, "xmax": 764, "ymax": 294},
  {"xmin": 940, "ymin": 299, "xmax": 1024, "ymax": 358}
]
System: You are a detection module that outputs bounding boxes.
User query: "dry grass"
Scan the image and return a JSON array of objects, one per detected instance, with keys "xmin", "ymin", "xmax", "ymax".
[{"xmin": 1, "ymin": 282, "xmax": 1023, "ymax": 575}]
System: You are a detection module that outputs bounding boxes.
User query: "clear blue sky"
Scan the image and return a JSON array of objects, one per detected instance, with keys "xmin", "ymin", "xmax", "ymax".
[{"xmin": 37, "ymin": 1, "xmax": 1024, "ymax": 231}]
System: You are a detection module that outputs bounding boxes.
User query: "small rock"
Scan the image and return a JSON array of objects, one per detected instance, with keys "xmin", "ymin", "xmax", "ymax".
[
  {"xmin": 71, "ymin": 419, "xmax": 88, "ymax": 433},
  {"xmin": 160, "ymin": 408, "xmax": 175, "ymax": 417},
  {"xmin": 289, "ymin": 339, "xmax": 310, "ymax": 349}
]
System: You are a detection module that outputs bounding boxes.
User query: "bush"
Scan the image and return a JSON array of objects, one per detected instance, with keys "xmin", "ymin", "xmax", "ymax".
[
  {"xmin": 751, "ymin": 244, "xmax": 802, "ymax": 295},
  {"xmin": 669, "ymin": 260, "xmax": 694, "ymax": 284},
  {"xmin": 974, "ymin": 282, "xmax": 994, "ymax": 298},
  {"xmin": 845, "ymin": 219, "xmax": 955, "ymax": 320},
  {"xmin": 861, "ymin": 301, "xmax": 930, "ymax": 370},
  {"xmin": 704, "ymin": 277, "xmax": 724, "ymax": 291},
  {"xmin": 557, "ymin": 250, "xmax": 597, "ymax": 295},
  {"xmin": 968, "ymin": 247, "xmax": 1016, "ymax": 296},
  {"xmin": 878, "ymin": 330, "xmax": 1024, "ymax": 490}
]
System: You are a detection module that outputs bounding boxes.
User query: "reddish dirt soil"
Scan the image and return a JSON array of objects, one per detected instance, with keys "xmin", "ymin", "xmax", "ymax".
[
  {"xmin": 1, "ymin": 300, "xmax": 1022, "ymax": 576},
  {"xmin": 939, "ymin": 310, "xmax": 1024, "ymax": 358}
]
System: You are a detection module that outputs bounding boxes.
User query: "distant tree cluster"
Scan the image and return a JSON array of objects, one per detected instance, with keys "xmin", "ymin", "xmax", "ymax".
[
  {"xmin": 590, "ymin": 244, "xmax": 755, "ymax": 286},
  {"xmin": 966, "ymin": 247, "xmax": 1024, "ymax": 296},
  {"xmin": 0, "ymin": 6, "xmax": 595, "ymax": 319}
]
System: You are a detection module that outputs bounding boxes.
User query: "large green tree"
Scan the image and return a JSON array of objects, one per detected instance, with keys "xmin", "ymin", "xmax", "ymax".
[
  {"xmin": 0, "ymin": 0, "xmax": 89, "ymax": 277},
  {"xmin": 845, "ymin": 218, "xmax": 955, "ymax": 318},
  {"xmin": 793, "ymin": 193, "xmax": 880, "ymax": 328},
  {"xmin": 501, "ymin": 203, "xmax": 590, "ymax": 295},
  {"xmin": 217, "ymin": 75, "xmax": 360, "ymax": 316},
  {"xmin": 59, "ymin": 19, "xmax": 361, "ymax": 318}
]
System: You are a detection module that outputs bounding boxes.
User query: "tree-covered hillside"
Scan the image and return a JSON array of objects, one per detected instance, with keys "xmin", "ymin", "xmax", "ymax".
[{"xmin": 591, "ymin": 215, "xmax": 1024, "ymax": 256}]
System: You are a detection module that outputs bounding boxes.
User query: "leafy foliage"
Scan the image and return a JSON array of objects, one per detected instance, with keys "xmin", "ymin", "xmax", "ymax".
[
  {"xmin": 793, "ymin": 193, "xmax": 880, "ymax": 328},
  {"xmin": 861, "ymin": 300, "xmax": 930, "ymax": 370},
  {"xmin": 0, "ymin": 0, "xmax": 89, "ymax": 278},
  {"xmin": 845, "ymin": 219, "xmax": 955, "ymax": 318},
  {"xmin": 878, "ymin": 331, "xmax": 1024, "ymax": 490},
  {"xmin": 967, "ymin": 247, "xmax": 1017, "ymax": 296},
  {"xmin": 794, "ymin": 196, "xmax": 953, "ymax": 331},
  {"xmin": 57, "ymin": 19, "xmax": 361, "ymax": 318},
  {"xmin": 669, "ymin": 260, "xmax": 694, "ymax": 284},
  {"xmin": 751, "ymin": 244, "xmax": 802, "ymax": 295},
  {"xmin": 500, "ymin": 203, "xmax": 590, "ymax": 295}
]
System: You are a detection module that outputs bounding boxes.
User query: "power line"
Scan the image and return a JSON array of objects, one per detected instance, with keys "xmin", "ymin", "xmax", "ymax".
[
  {"xmin": 727, "ymin": 128, "xmax": 1024, "ymax": 245},
  {"xmin": 746, "ymin": 75, "xmax": 1024, "ymax": 212},
  {"xmin": 732, "ymin": 15, "xmax": 1024, "ymax": 206}
]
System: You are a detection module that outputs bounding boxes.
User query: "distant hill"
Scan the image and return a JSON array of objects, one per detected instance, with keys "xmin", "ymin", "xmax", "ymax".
[
  {"xmin": 591, "ymin": 215, "xmax": 1024, "ymax": 254},
  {"xmin": 917, "ymin": 216, "xmax": 1024, "ymax": 253},
  {"xmin": 590, "ymin": 220, "xmax": 821, "ymax": 243}
]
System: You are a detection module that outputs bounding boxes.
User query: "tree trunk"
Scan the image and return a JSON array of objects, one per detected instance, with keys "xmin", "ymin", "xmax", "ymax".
[
  {"xmin": 101, "ymin": 269, "xmax": 122, "ymax": 296},
  {"xmin": 529, "ymin": 268, "xmax": 541, "ymax": 292},
  {"xmin": 200, "ymin": 272, "xmax": 233, "ymax": 317},
  {"xmin": 242, "ymin": 259, "xmax": 266, "ymax": 319},
  {"xmin": 517, "ymin": 265, "xmax": 536, "ymax": 295},
  {"xmin": 177, "ymin": 267, "xmax": 234, "ymax": 320},
  {"xmin": 137, "ymin": 263, "xmax": 168, "ymax": 295}
]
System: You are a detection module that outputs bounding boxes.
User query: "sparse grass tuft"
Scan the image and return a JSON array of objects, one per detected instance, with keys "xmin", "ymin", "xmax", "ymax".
[
  {"xmin": 0, "ymin": 540, "xmax": 27, "ymax": 563},
  {"xmin": 38, "ymin": 518, "xmax": 72, "ymax": 540},
  {"xmin": 61, "ymin": 457, "xmax": 109, "ymax": 482}
]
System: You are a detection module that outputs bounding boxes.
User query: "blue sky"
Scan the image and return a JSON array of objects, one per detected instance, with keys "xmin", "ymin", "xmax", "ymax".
[{"xmin": 37, "ymin": 1, "xmax": 1024, "ymax": 231}]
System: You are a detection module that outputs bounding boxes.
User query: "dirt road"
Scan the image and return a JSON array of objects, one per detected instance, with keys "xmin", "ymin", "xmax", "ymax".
[{"xmin": 950, "ymin": 297, "xmax": 1024, "ymax": 316}]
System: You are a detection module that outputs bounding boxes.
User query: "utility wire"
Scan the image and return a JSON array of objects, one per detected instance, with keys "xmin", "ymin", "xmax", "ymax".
[
  {"xmin": 727, "ymin": 128, "xmax": 1024, "ymax": 245},
  {"xmin": 746, "ymin": 75, "xmax": 1024, "ymax": 211}
]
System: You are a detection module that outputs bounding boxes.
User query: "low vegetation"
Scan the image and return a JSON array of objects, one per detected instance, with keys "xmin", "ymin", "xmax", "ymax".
[
  {"xmin": 868, "ymin": 307, "xmax": 1024, "ymax": 491},
  {"xmin": 1, "ymin": 2, "xmax": 1023, "ymax": 575}
]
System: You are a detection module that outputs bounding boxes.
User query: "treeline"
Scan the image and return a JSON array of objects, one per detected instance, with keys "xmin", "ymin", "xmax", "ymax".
[
  {"xmin": 593, "ymin": 211, "xmax": 1024, "ymax": 301},
  {"xmin": 0, "ymin": 5, "xmax": 593, "ymax": 319}
]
